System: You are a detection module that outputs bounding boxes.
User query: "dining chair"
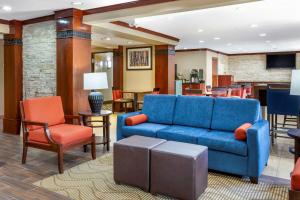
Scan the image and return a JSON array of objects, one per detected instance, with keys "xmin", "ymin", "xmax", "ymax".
[
  {"xmin": 137, "ymin": 88, "xmax": 160, "ymax": 109},
  {"xmin": 267, "ymin": 88, "xmax": 300, "ymax": 144},
  {"xmin": 20, "ymin": 96, "xmax": 96, "ymax": 174},
  {"xmin": 112, "ymin": 88, "xmax": 134, "ymax": 113}
]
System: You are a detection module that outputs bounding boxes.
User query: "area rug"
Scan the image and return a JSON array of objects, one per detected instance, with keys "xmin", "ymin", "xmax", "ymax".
[{"xmin": 34, "ymin": 153, "xmax": 288, "ymax": 200}]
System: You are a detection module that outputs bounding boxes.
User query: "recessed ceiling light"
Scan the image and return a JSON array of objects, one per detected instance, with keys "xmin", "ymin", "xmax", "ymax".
[
  {"xmin": 250, "ymin": 24, "xmax": 258, "ymax": 28},
  {"xmin": 71, "ymin": 2, "xmax": 83, "ymax": 6},
  {"xmin": 259, "ymin": 33, "xmax": 267, "ymax": 37},
  {"xmin": 106, "ymin": 37, "xmax": 111, "ymax": 41},
  {"xmin": 227, "ymin": 43, "xmax": 232, "ymax": 46},
  {"xmin": 199, "ymin": 40, "xmax": 205, "ymax": 43},
  {"xmin": 214, "ymin": 37, "xmax": 221, "ymax": 40},
  {"xmin": 2, "ymin": 5, "xmax": 12, "ymax": 12},
  {"xmin": 127, "ymin": 41, "xmax": 133, "ymax": 44},
  {"xmin": 265, "ymin": 40, "xmax": 271, "ymax": 43},
  {"xmin": 198, "ymin": 29, "xmax": 204, "ymax": 33}
]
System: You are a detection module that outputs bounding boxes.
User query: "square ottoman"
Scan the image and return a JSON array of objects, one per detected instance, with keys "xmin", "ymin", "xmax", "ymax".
[
  {"xmin": 113, "ymin": 135, "xmax": 166, "ymax": 191},
  {"xmin": 151, "ymin": 141, "xmax": 208, "ymax": 200}
]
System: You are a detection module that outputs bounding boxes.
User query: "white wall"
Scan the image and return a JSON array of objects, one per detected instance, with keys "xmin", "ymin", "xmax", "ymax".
[
  {"xmin": 175, "ymin": 50, "xmax": 229, "ymax": 86},
  {"xmin": 175, "ymin": 51, "xmax": 206, "ymax": 80},
  {"xmin": 227, "ymin": 53, "xmax": 300, "ymax": 82},
  {"xmin": 0, "ymin": 40, "xmax": 3, "ymax": 116},
  {"xmin": 123, "ymin": 46, "xmax": 155, "ymax": 91}
]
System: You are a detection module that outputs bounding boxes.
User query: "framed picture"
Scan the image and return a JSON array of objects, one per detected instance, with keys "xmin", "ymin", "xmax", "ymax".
[{"xmin": 127, "ymin": 46, "xmax": 152, "ymax": 70}]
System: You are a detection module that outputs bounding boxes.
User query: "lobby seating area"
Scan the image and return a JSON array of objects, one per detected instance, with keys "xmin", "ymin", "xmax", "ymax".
[{"xmin": 0, "ymin": 0, "xmax": 300, "ymax": 200}]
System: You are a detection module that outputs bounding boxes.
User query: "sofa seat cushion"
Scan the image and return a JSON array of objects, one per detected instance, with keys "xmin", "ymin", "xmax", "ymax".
[
  {"xmin": 197, "ymin": 130, "xmax": 247, "ymax": 156},
  {"xmin": 211, "ymin": 98, "xmax": 261, "ymax": 132},
  {"xmin": 29, "ymin": 124, "xmax": 92, "ymax": 145},
  {"xmin": 122, "ymin": 123, "xmax": 170, "ymax": 138},
  {"xmin": 142, "ymin": 95, "xmax": 177, "ymax": 125},
  {"xmin": 173, "ymin": 96, "xmax": 214, "ymax": 129},
  {"xmin": 157, "ymin": 125, "xmax": 209, "ymax": 144}
]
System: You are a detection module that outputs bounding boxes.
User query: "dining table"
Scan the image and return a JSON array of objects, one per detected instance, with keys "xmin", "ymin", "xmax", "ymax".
[{"xmin": 123, "ymin": 90, "xmax": 152, "ymax": 111}]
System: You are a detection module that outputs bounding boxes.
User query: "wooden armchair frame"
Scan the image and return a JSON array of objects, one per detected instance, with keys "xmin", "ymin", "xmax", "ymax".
[{"xmin": 20, "ymin": 102, "xmax": 96, "ymax": 174}]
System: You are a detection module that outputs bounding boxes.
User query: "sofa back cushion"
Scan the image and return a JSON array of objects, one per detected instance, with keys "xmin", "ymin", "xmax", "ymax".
[
  {"xmin": 142, "ymin": 95, "xmax": 177, "ymax": 124},
  {"xmin": 173, "ymin": 96, "xmax": 214, "ymax": 128},
  {"xmin": 23, "ymin": 96, "xmax": 65, "ymax": 130},
  {"xmin": 211, "ymin": 98, "xmax": 261, "ymax": 132}
]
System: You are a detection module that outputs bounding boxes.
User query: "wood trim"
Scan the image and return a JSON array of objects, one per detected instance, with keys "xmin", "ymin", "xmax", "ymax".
[
  {"xmin": 0, "ymin": 19, "xmax": 9, "ymax": 25},
  {"xmin": 176, "ymin": 48, "xmax": 229, "ymax": 56},
  {"xmin": 229, "ymin": 51, "xmax": 300, "ymax": 56},
  {"xmin": 84, "ymin": 0, "xmax": 178, "ymax": 15},
  {"xmin": 176, "ymin": 48, "xmax": 300, "ymax": 56},
  {"xmin": 23, "ymin": 15, "xmax": 55, "ymax": 25},
  {"xmin": 111, "ymin": 21, "xmax": 180, "ymax": 42}
]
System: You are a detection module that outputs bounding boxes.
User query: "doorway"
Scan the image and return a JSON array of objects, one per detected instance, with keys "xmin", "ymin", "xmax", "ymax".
[
  {"xmin": 0, "ymin": 39, "xmax": 4, "ymax": 119},
  {"xmin": 212, "ymin": 57, "xmax": 218, "ymax": 87},
  {"xmin": 92, "ymin": 52, "xmax": 114, "ymax": 102}
]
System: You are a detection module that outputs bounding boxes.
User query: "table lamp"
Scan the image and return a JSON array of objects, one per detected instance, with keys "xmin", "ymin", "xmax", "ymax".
[
  {"xmin": 84, "ymin": 72, "xmax": 108, "ymax": 113},
  {"xmin": 290, "ymin": 70, "xmax": 300, "ymax": 96}
]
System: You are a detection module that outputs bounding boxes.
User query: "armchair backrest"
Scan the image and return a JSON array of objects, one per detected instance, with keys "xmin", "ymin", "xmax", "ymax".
[{"xmin": 21, "ymin": 96, "xmax": 65, "ymax": 130}]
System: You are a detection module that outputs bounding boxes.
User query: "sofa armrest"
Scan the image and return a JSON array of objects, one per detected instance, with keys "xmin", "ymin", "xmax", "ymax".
[
  {"xmin": 116, "ymin": 111, "xmax": 141, "ymax": 141},
  {"xmin": 246, "ymin": 120, "xmax": 270, "ymax": 178}
]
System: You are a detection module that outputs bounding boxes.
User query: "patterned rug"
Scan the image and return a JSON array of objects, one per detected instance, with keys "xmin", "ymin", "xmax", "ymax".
[{"xmin": 34, "ymin": 153, "xmax": 289, "ymax": 200}]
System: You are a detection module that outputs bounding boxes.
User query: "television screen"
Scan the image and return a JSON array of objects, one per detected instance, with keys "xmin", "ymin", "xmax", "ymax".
[{"xmin": 266, "ymin": 54, "xmax": 296, "ymax": 69}]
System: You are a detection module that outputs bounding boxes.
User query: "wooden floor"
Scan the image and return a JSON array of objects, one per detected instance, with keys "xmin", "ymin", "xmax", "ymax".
[{"xmin": 0, "ymin": 120, "xmax": 106, "ymax": 200}]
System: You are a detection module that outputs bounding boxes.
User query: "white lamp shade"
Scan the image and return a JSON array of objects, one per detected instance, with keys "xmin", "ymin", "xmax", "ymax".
[
  {"xmin": 290, "ymin": 70, "xmax": 300, "ymax": 96},
  {"xmin": 84, "ymin": 73, "xmax": 108, "ymax": 90}
]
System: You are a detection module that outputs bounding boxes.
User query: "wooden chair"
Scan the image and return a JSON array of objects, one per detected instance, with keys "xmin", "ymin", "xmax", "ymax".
[
  {"xmin": 112, "ymin": 89, "xmax": 134, "ymax": 113},
  {"xmin": 137, "ymin": 88, "xmax": 160, "ymax": 110},
  {"xmin": 20, "ymin": 96, "xmax": 96, "ymax": 174}
]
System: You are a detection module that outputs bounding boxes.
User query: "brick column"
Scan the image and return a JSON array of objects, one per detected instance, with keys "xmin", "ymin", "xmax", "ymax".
[
  {"xmin": 55, "ymin": 9, "xmax": 91, "ymax": 115},
  {"xmin": 3, "ymin": 21, "xmax": 23, "ymax": 134}
]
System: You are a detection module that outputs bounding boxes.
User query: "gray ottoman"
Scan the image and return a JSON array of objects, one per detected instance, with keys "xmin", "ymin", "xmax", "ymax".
[
  {"xmin": 113, "ymin": 135, "xmax": 166, "ymax": 191},
  {"xmin": 150, "ymin": 141, "xmax": 208, "ymax": 200}
]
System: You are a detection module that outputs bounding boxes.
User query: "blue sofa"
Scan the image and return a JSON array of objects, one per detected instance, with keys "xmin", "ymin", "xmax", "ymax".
[{"xmin": 117, "ymin": 95, "xmax": 270, "ymax": 183}]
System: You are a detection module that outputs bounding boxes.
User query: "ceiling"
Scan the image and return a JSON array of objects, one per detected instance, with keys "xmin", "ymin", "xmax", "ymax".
[
  {"xmin": 92, "ymin": 32, "xmax": 144, "ymax": 48},
  {"xmin": 0, "ymin": 0, "xmax": 137, "ymax": 20},
  {"xmin": 134, "ymin": 0, "xmax": 300, "ymax": 54}
]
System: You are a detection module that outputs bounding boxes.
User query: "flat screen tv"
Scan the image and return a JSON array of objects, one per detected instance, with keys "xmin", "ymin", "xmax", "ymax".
[{"xmin": 266, "ymin": 54, "xmax": 296, "ymax": 69}]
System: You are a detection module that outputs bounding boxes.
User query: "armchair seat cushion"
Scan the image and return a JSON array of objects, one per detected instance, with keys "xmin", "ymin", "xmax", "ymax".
[
  {"xmin": 29, "ymin": 124, "xmax": 93, "ymax": 145},
  {"xmin": 157, "ymin": 125, "xmax": 209, "ymax": 144},
  {"xmin": 291, "ymin": 158, "xmax": 300, "ymax": 191},
  {"xmin": 122, "ymin": 123, "xmax": 170, "ymax": 138},
  {"xmin": 197, "ymin": 130, "xmax": 248, "ymax": 156}
]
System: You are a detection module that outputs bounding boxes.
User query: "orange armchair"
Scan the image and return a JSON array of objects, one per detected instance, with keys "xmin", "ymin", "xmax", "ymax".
[{"xmin": 20, "ymin": 96, "xmax": 96, "ymax": 174}]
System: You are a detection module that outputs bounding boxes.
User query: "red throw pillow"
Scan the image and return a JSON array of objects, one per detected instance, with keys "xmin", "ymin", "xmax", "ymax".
[
  {"xmin": 126, "ymin": 114, "xmax": 148, "ymax": 126},
  {"xmin": 234, "ymin": 123, "xmax": 252, "ymax": 141}
]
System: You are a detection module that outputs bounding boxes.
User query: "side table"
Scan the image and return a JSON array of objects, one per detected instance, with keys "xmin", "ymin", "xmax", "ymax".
[
  {"xmin": 79, "ymin": 110, "xmax": 112, "ymax": 151},
  {"xmin": 288, "ymin": 129, "xmax": 300, "ymax": 163}
]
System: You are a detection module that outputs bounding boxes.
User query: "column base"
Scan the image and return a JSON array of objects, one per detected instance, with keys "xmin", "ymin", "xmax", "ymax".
[{"xmin": 3, "ymin": 117, "xmax": 21, "ymax": 134}]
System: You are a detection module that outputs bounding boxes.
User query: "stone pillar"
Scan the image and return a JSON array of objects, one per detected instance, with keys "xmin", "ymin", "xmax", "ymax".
[
  {"xmin": 3, "ymin": 21, "xmax": 23, "ymax": 134},
  {"xmin": 55, "ymin": 9, "xmax": 91, "ymax": 115},
  {"xmin": 155, "ymin": 45, "xmax": 175, "ymax": 94}
]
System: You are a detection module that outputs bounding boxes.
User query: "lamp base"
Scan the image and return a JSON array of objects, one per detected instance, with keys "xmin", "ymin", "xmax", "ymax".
[{"xmin": 88, "ymin": 91, "xmax": 104, "ymax": 114}]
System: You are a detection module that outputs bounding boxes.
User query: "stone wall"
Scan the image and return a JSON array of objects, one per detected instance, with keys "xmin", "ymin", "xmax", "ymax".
[
  {"xmin": 23, "ymin": 21, "xmax": 56, "ymax": 99},
  {"xmin": 227, "ymin": 53, "xmax": 300, "ymax": 82}
]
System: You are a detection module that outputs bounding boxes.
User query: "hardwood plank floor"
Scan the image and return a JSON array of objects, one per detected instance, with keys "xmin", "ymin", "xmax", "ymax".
[{"xmin": 0, "ymin": 119, "xmax": 106, "ymax": 199}]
